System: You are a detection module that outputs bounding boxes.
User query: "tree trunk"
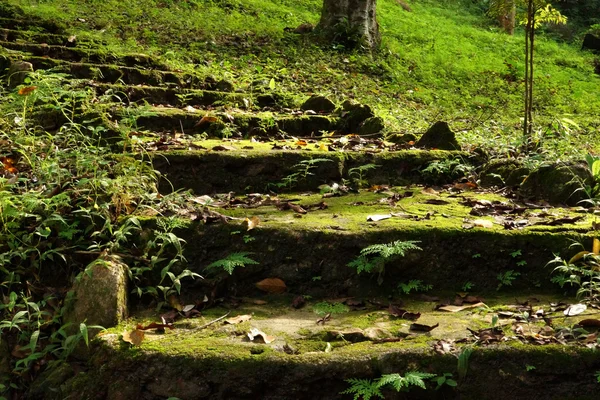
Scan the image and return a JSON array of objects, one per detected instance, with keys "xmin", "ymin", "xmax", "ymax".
[
  {"xmin": 317, "ymin": 0, "xmax": 380, "ymax": 50},
  {"xmin": 497, "ymin": 1, "xmax": 516, "ymax": 35}
]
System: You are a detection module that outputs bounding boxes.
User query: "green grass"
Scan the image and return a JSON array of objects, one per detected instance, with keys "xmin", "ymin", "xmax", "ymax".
[{"xmin": 4, "ymin": 0, "xmax": 600, "ymax": 159}]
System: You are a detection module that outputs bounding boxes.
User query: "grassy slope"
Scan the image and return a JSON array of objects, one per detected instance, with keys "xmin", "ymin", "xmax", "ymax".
[{"xmin": 8, "ymin": 0, "xmax": 600, "ymax": 158}]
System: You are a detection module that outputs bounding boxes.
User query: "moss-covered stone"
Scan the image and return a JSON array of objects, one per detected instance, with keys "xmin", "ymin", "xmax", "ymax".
[
  {"xmin": 416, "ymin": 121, "xmax": 460, "ymax": 151},
  {"xmin": 28, "ymin": 361, "xmax": 74, "ymax": 400},
  {"xmin": 519, "ymin": 163, "xmax": 592, "ymax": 205},
  {"xmin": 358, "ymin": 116, "xmax": 385, "ymax": 135},
  {"xmin": 301, "ymin": 95, "xmax": 336, "ymax": 113}
]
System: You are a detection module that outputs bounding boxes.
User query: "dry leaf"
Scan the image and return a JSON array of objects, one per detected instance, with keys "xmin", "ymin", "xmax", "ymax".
[
  {"xmin": 18, "ymin": 86, "xmax": 37, "ymax": 96},
  {"xmin": 409, "ymin": 322, "xmax": 439, "ymax": 332},
  {"xmin": 225, "ymin": 315, "xmax": 252, "ymax": 324},
  {"xmin": 437, "ymin": 302, "xmax": 486, "ymax": 313},
  {"xmin": 246, "ymin": 216, "xmax": 260, "ymax": 231},
  {"xmin": 578, "ymin": 319, "xmax": 600, "ymax": 328},
  {"xmin": 388, "ymin": 304, "xmax": 421, "ymax": 320},
  {"xmin": 291, "ymin": 295, "xmax": 306, "ymax": 309},
  {"xmin": 473, "ymin": 219, "xmax": 493, "ymax": 228},
  {"xmin": 247, "ymin": 328, "xmax": 275, "ymax": 344},
  {"xmin": 564, "ymin": 304, "xmax": 587, "ymax": 316},
  {"xmin": 367, "ymin": 214, "xmax": 392, "ymax": 222},
  {"xmin": 255, "ymin": 278, "xmax": 287, "ymax": 294},
  {"xmin": 136, "ymin": 322, "xmax": 174, "ymax": 331},
  {"xmin": 295, "ymin": 140, "xmax": 308, "ymax": 146},
  {"xmin": 122, "ymin": 329, "xmax": 145, "ymax": 346},
  {"xmin": 195, "ymin": 115, "xmax": 219, "ymax": 126}
]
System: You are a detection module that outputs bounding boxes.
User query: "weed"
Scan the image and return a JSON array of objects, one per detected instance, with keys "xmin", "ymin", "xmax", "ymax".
[
  {"xmin": 342, "ymin": 371, "xmax": 437, "ymax": 399},
  {"xmin": 398, "ymin": 279, "xmax": 433, "ymax": 295},
  {"xmin": 457, "ymin": 346, "xmax": 473, "ymax": 380},
  {"xmin": 347, "ymin": 241, "xmax": 422, "ymax": 285},
  {"xmin": 270, "ymin": 158, "xmax": 333, "ymax": 192},
  {"xmin": 497, "ymin": 270, "xmax": 521, "ymax": 290},
  {"xmin": 205, "ymin": 252, "xmax": 259, "ymax": 275},
  {"xmin": 461, "ymin": 281, "xmax": 475, "ymax": 291},
  {"xmin": 348, "ymin": 163, "xmax": 379, "ymax": 188},
  {"xmin": 548, "ymin": 242, "xmax": 600, "ymax": 302},
  {"xmin": 434, "ymin": 373, "xmax": 458, "ymax": 389}
]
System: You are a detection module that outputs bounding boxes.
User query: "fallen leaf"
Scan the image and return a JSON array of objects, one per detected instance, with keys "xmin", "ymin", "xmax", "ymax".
[
  {"xmin": 195, "ymin": 115, "xmax": 219, "ymax": 126},
  {"xmin": 255, "ymin": 278, "xmax": 287, "ymax": 294},
  {"xmin": 182, "ymin": 304, "xmax": 195, "ymax": 313},
  {"xmin": 295, "ymin": 140, "xmax": 308, "ymax": 146},
  {"xmin": 577, "ymin": 319, "xmax": 600, "ymax": 328},
  {"xmin": 367, "ymin": 214, "xmax": 392, "ymax": 222},
  {"xmin": 467, "ymin": 327, "xmax": 504, "ymax": 343},
  {"xmin": 136, "ymin": 322, "xmax": 174, "ymax": 331},
  {"xmin": 410, "ymin": 322, "xmax": 439, "ymax": 332},
  {"xmin": 433, "ymin": 339, "xmax": 455, "ymax": 355},
  {"xmin": 388, "ymin": 304, "xmax": 421, "ymax": 320},
  {"xmin": 316, "ymin": 313, "xmax": 331, "ymax": 325},
  {"xmin": 424, "ymin": 199, "xmax": 450, "ymax": 205},
  {"xmin": 247, "ymin": 328, "xmax": 275, "ymax": 344},
  {"xmin": 18, "ymin": 86, "xmax": 37, "ymax": 96},
  {"xmin": 242, "ymin": 298, "xmax": 268, "ymax": 305},
  {"xmin": 246, "ymin": 216, "xmax": 260, "ymax": 231},
  {"xmin": 225, "ymin": 315, "xmax": 252, "ymax": 324},
  {"xmin": 212, "ymin": 145, "xmax": 236, "ymax": 151},
  {"xmin": 122, "ymin": 329, "xmax": 145, "ymax": 346},
  {"xmin": 564, "ymin": 304, "xmax": 587, "ymax": 316},
  {"xmin": 473, "ymin": 219, "xmax": 493, "ymax": 228},
  {"xmin": 437, "ymin": 302, "xmax": 486, "ymax": 313},
  {"xmin": 160, "ymin": 310, "xmax": 180, "ymax": 324}
]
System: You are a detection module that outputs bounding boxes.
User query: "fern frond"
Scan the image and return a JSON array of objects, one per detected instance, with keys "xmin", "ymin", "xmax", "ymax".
[
  {"xmin": 341, "ymin": 378, "xmax": 383, "ymax": 400},
  {"xmin": 403, "ymin": 371, "xmax": 436, "ymax": 389},
  {"xmin": 361, "ymin": 240, "xmax": 422, "ymax": 259},
  {"xmin": 206, "ymin": 252, "xmax": 258, "ymax": 275},
  {"xmin": 377, "ymin": 371, "xmax": 436, "ymax": 391}
]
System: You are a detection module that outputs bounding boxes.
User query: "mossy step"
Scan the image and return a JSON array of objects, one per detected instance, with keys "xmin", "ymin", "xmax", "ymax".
[
  {"xmin": 0, "ymin": 16, "xmax": 64, "ymax": 34},
  {"xmin": 0, "ymin": 41, "xmax": 165, "ymax": 69},
  {"xmin": 19, "ymin": 56, "xmax": 195, "ymax": 87},
  {"xmin": 150, "ymin": 145, "xmax": 470, "ymax": 193},
  {"xmin": 114, "ymin": 107, "xmax": 338, "ymax": 137},
  {"xmin": 56, "ymin": 295, "xmax": 600, "ymax": 400},
  {"xmin": 138, "ymin": 188, "xmax": 593, "ymax": 294},
  {"xmin": 92, "ymin": 83, "xmax": 247, "ymax": 107},
  {"xmin": 0, "ymin": 28, "xmax": 104, "ymax": 47}
]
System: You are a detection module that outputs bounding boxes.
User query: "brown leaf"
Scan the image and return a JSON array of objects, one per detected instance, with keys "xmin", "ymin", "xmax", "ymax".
[
  {"xmin": 18, "ymin": 86, "xmax": 37, "ymax": 96},
  {"xmin": 246, "ymin": 216, "xmax": 260, "ymax": 231},
  {"xmin": 225, "ymin": 315, "xmax": 252, "ymax": 324},
  {"xmin": 291, "ymin": 295, "xmax": 306, "ymax": 309},
  {"xmin": 255, "ymin": 278, "xmax": 287, "ymax": 294},
  {"xmin": 578, "ymin": 319, "xmax": 600, "ymax": 328},
  {"xmin": 467, "ymin": 327, "xmax": 504, "ymax": 343},
  {"xmin": 136, "ymin": 322, "xmax": 174, "ymax": 331},
  {"xmin": 160, "ymin": 310, "xmax": 180, "ymax": 324},
  {"xmin": 424, "ymin": 199, "xmax": 450, "ymax": 205},
  {"xmin": 316, "ymin": 313, "xmax": 331, "ymax": 325},
  {"xmin": 247, "ymin": 328, "xmax": 275, "ymax": 344},
  {"xmin": 410, "ymin": 322, "xmax": 439, "ymax": 332},
  {"xmin": 437, "ymin": 302, "xmax": 486, "ymax": 313},
  {"xmin": 195, "ymin": 115, "xmax": 219, "ymax": 127},
  {"xmin": 472, "ymin": 219, "xmax": 493, "ymax": 228},
  {"xmin": 295, "ymin": 140, "xmax": 308, "ymax": 146},
  {"xmin": 388, "ymin": 304, "xmax": 421, "ymax": 320},
  {"xmin": 433, "ymin": 339, "xmax": 455, "ymax": 355},
  {"xmin": 122, "ymin": 329, "xmax": 145, "ymax": 346}
]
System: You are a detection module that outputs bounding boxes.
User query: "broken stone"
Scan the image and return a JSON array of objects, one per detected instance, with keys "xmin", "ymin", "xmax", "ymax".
[
  {"xmin": 63, "ymin": 255, "xmax": 128, "ymax": 335},
  {"xmin": 358, "ymin": 116, "xmax": 384, "ymax": 135},
  {"xmin": 387, "ymin": 132, "xmax": 416, "ymax": 144},
  {"xmin": 301, "ymin": 95, "xmax": 335, "ymax": 113},
  {"xmin": 7, "ymin": 61, "xmax": 33, "ymax": 88},
  {"xmin": 416, "ymin": 121, "xmax": 460, "ymax": 150}
]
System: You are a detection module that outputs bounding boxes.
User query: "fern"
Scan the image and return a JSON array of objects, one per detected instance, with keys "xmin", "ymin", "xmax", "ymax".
[
  {"xmin": 340, "ymin": 378, "xmax": 383, "ymax": 400},
  {"xmin": 360, "ymin": 240, "xmax": 421, "ymax": 259},
  {"xmin": 206, "ymin": 252, "xmax": 258, "ymax": 275},
  {"xmin": 378, "ymin": 371, "xmax": 436, "ymax": 391}
]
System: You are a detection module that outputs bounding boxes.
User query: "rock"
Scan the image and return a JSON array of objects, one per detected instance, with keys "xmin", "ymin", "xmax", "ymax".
[
  {"xmin": 63, "ymin": 255, "xmax": 128, "ymax": 334},
  {"xmin": 300, "ymin": 95, "xmax": 335, "ymax": 113},
  {"xmin": 364, "ymin": 327, "xmax": 393, "ymax": 340},
  {"xmin": 147, "ymin": 376, "xmax": 211, "ymax": 399},
  {"xmin": 204, "ymin": 75, "xmax": 218, "ymax": 90},
  {"xmin": 215, "ymin": 79, "xmax": 234, "ymax": 92},
  {"xmin": 358, "ymin": 116, "xmax": 384, "ymax": 135},
  {"xmin": 519, "ymin": 163, "xmax": 592, "ymax": 205},
  {"xmin": 386, "ymin": 132, "xmax": 416, "ymax": 144},
  {"xmin": 7, "ymin": 61, "xmax": 33, "ymax": 88},
  {"xmin": 582, "ymin": 34, "xmax": 600, "ymax": 53},
  {"xmin": 479, "ymin": 159, "xmax": 530, "ymax": 187},
  {"xmin": 338, "ymin": 100, "xmax": 375, "ymax": 133},
  {"xmin": 28, "ymin": 361, "xmax": 74, "ymax": 399},
  {"xmin": 416, "ymin": 121, "xmax": 460, "ymax": 150}
]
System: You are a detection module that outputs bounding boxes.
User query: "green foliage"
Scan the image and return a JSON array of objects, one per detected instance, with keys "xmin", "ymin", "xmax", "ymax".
[
  {"xmin": 434, "ymin": 373, "xmax": 458, "ymax": 389},
  {"xmin": 342, "ymin": 371, "xmax": 437, "ymax": 399},
  {"xmin": 548, "ymin": 245, "xmax": 600, "ymax": 302},
  {"xmin": 497, "ymin": 270, "xmax": 521, "ymax": 290},
  {"xmin": 457, "ymin": 346, "xmax": 474, "ymax": 380},
  {"xmin": 398, "ymin": 280, "xmax": 433, "ymax": 295},
  {"xmin": 205, "ymin": 252, "xmax": 259, "ymax": 275},
  {"xmin": 271, "ymin": 158, "xmax": 333, "ymax": 192},
  {"xmin": 348, "ymin": 163, "xmax": 380, "ymax": 188},
  {"xmin": 347, "ymin": 241, "xmax": 422, "ymax": 284}
]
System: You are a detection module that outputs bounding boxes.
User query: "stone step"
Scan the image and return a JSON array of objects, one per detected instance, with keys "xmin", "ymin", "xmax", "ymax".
[
  {"xmin": 0, "ymin": 16, "xmax": 64, "ymax": 34},
  {"xmin": 141, "ymin": 186, "xmax": 592, "ymax": 294},
  {"xmin": 150, "ymin": 144, "xmax": 471, "ymax": 194},
  {"xmin": 49, "ymin": 294, "xmax": 600, "ymax": 399},
  {"xmin": 0, "ymin": 41, "xmax": 166, "ymax": 69},
  {"xmin": 0, "ymin": 28, "xmax": 104, "ymax": 47}
]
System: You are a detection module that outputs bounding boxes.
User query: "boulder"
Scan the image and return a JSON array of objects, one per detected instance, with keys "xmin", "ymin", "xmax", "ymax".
[
  {"xmin": 300, "ymin": 95, "xmax": 335, "ymax": 113},
  {"xmin": 416, "ymin": 121, "xmax": 460, "ymax": 150},
  {"xmin": 215, "ymin": 79, "xmax": 234, "ymax": 92},
  {"xmin": 386, "ymin": 132, "xmax": 416, "ymax": 144},
  {"xmin": 519, "ymin": 163, "xmax": 592, "ymax": 205},
  {"xmin": 7, "ymin": 61, "xmax": 33, "ymax": 88},
  {"xmin": 28, "ymin": 361, "xmax": 74, "ymax": 400},
  {"xmin": 63, "ymin": 255, "xmax": 128, "ymax": 333},
  {"xmin": 582, "ymin": 34, "xmax": 600, "ymax": 53},
  {"xmin": 480, "ymin": 159, "xmax": 531, "ymax": 188},
  {"xmin": 358, "ymin": 116, "xmax": 384, "ymax": 135},
  {"xmin": 338, "ymin": 100, "xmax": 375, "ymax": 133}
]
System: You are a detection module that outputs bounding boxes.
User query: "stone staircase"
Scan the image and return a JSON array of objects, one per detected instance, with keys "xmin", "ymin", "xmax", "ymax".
[{"xmin": 2, "ymin": 8, "xmax": 600, "ymax": 400}]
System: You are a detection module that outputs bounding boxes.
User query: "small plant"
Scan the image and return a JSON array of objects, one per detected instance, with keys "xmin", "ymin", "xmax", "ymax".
[
  {"xmin": 434, "ymin": 373, "xmax": 457, "ymax": 389},
  {"xmin": 205, "ymin": 252, "xmax": 259, "ymax": 275},
  {"xmin": 271, "ymin": 158, "xmax": 333, "ymax": 191},
  {"xmin": 457, "ymin": 346, "xmax": 473, "ymax": 380},
  {"xmin": 461, "ymin": 281, "xmax": 475, "ymax": 292},
  {"xmin": 347, "ymin": 240, "xmax": 422, "ymax": 285},
  {"xmin": 526, "ymin": 365, "xmax": 536, "ymax": 372},
  {"xmin": 398, "ymin": 279, "xmax": 432, "ymax": 295},
  {"xmin": 548, "ymin": 242, "xmax": 600, "ymax": 302},
  {"xmin": 342, "ymin": 371, "xmax": 437, "ymax": 399},
  {"xmin": 313, "ymin": 301, "xmax": 349, "ymax": 315},
  {"xmin": 595, "ymin": 371, "xmax": 600, "ymax": 384},
  {"xmin": 348, "ymin": 163, "xmax": 379, "ymax": 188},
  {"xmin": 497, "ymin": 270, "xmax": 520, "ymax": 290}
]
